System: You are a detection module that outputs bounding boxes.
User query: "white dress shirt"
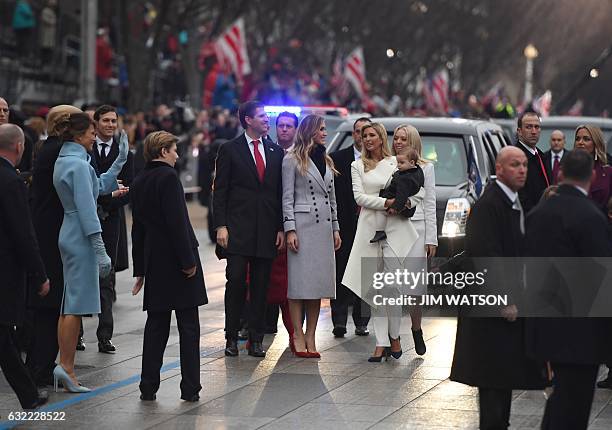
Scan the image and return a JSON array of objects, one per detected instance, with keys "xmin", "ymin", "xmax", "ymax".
[
  {"xmin": 95, "ymin": 136, "xmax": 113, "ymax": 158},
  {"xmin": 244, "ymin": 132, "xmax": 266, "ymax": 166},
  {"xmin": 353, "ymin": 145, "xmax": 361, "ymax": 160},
  {"xmin": 550, "ymin": 149, "xmax": 564, "ymax": 171},
  {"xmin": 497, "ymin": 179, "xmax": 524, "ymax": 233},
  {"xmin": 519, "ymin": 141, "xmax": 537, "ymax": 156}
]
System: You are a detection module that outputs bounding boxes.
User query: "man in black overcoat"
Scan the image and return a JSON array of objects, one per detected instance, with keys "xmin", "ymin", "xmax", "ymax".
[
  {"xmin": 91, "ymin": 105, "xmax": 134, "ymax": 353},
  {"xmin": 213, "ymin": 100, "xmax": 284, "ymax": 358},
  {"xmin": 329, "ymin": 117, "xmax": 372, "ymax": 337},
  {"xmin": 131, "ymin": 131, "xmax": 207, "ymax": 402},
  {"xmin": 450, "ymin": 146, "xmax": 546, "ymax": 430},
  {"xmin": 0, "ymin": 124, "xmax": 49, "ymax": 409},
  {"xmin": 525, "ymin": 150, "xmax": 612, "ymax": 430},
  {"xmin": 513, "ymin": 110, "xmax": 551, "ymax": 214}
]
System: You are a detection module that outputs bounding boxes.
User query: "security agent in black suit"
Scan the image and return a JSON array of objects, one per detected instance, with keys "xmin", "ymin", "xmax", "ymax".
[
  {"xmin": 525, "ymin": 150, "xmax": 612, "ymax": 430},
  {"xmin": 543, "ymin": 129, "xmax": 569, "ymax": 185},
  {"xmin": 90, "ymin": 105, "xmax": 134, "ymax": 353},
  {"xmin": 131, "ymin": 131, "xmax": 207, "ymax": 402},
  {"xmin": 213, "ymin": 101, "xmax": 285, "ymax": 357},
  {"xmin": 0, "ymin": 124, "xmax": 49, "ymax": 409},
  {"xmin": 450, "ymin": 147, "xmax": 546, "ymax": 430},
  {"xmin": 329, "ymin": 117, "xmax": 371, "ymax": 337},
  {"xmin": 514, "ymin": 111, "xmax": 551, "ymax": 214}
]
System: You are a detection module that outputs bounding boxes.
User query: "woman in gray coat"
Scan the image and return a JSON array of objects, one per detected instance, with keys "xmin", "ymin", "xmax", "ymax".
[{"xmin": 283, "ymin": 115, "xmax": 341, "ymax": 358}]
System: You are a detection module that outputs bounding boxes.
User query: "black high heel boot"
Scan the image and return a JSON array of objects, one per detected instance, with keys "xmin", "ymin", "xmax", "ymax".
[
  {"xmin": 389, "ymin": 336, "xmax": 403, "ymax": 359},
  {"xmin": 412, "ymin": 329, "xmax": 426, "ymax": 355},
  {"xmin": 368, "ymin": 347, "xmax": 390, "ymax": 362},
  {"xmin": 370, "ymin": 231, "xmax": 387, "ymax": 243}
]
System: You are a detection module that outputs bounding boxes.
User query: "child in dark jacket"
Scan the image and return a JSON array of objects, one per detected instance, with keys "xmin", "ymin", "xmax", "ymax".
[{"xmin": 371, "ymin": 148, "xmax": 424, "ymax": 243}]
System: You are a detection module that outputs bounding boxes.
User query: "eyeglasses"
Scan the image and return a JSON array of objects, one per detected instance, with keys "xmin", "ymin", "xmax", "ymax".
[{"xmin": 0, "ymin": 108, "xmax": 9, "ymax": 114}]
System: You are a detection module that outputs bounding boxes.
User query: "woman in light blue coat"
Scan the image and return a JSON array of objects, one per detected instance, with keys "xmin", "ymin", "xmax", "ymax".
[{"xmin": 53, "ymin": 113, "xmax": 128, "ymax": 392}]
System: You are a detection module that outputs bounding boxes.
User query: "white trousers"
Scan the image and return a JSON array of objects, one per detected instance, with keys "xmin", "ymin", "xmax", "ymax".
[{"xmin": 372, "ymin": 303, "xmax": 401, "ymax": 347}]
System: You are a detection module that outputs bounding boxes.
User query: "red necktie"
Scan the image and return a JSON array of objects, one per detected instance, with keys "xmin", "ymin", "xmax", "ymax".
[
  {"xmin": 552, "ymin": 154, "xmax": 560, "ymax": 185},
  {"xmin": 535, "ymin": 150, "xmax": 550, "ymax": 187},
  {"xmin": 253, "ymin": 139, "xmax": 265, "ymax": 182}
]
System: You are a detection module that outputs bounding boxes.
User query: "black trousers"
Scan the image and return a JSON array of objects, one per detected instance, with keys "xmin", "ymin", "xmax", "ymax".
[
  {"xmin": 541, "ymin": 362, "xmax": 598, "ymax": 430},
  {"xmin": 330, "ymin": 283, "xmax": 371, "ymax": 329},
  {"xmin": 265, "ymin": 304, "xmax": 280, "ymax": 331},
  {"xmin": 225, "ymin": 254, "xmax": 272, "ymax": 342},
  {"xmin": 478, "ymin": 387, "xmax": 512, "ymax": 430},
  {"xmin": 97, "ymin": 269, "xmax": 115, "ymax": 341},
  {"xmin": 25, "ymin": 308, "xmax": 60, "ymax": 386},
  {"xmin": 140, "ymin": 307, "xmax": 201, "ymax": 397},
  {"xmin": 0, "ymin": 325, "xmax": 38, "ymax": 408}
]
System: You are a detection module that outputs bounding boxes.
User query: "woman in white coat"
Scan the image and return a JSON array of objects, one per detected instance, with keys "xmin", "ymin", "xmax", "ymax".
[
  {"xmin": 342, "ymin": 123, "xmax": 424, "ymax": 362},
  {"xmin": 391, "ymin": 124, "xmax": 437, "ymax": 356},
  {"xmin": 283, "ymin": 114, "xmax": 341, "ymax": 358}
]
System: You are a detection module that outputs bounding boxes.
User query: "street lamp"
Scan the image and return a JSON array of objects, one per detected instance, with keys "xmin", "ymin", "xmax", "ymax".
[
  {"xmin": 523, "ymin": 43, "xmax": 539, "ymax": 103},
  {"xmin": 386, "ymin": 48, "xmax": 395, "ymax": 58}
]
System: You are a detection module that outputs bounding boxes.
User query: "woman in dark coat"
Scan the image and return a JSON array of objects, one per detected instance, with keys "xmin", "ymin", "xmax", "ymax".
[
  {"xmin": 131, "ymin": 131, "xmax": 207, "ymax": 402},
  {"xmin": 26, "ymin": 104, "xmax": 81, "ymax": 386}
]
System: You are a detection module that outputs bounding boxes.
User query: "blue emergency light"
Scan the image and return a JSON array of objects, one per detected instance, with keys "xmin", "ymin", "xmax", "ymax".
[{"xmin": 264, "ymin": 106, "xmax": 302, "ymax": 116}]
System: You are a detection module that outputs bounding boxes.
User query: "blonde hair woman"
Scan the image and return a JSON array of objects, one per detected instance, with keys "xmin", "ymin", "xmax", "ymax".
[
  {"xmin": 342, "ymin": 122, "xmax": 425, "ymax": 362},
  {"xmin": 391, "ymin": 124, "xmax": 437, "ymax": 355},
  {"xmin": 574, "ymin": 124, "xmax": 612, "ymax": 214},
  {"xmin": 283, "ymin": 114, "xmax": 341, "ymax": 358}
]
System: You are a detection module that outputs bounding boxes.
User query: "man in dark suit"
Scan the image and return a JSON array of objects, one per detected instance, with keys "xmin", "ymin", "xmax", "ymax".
[
  {"xmin": 213, "ymin": 101, "xmax": 284, "ymax": 358},
  {"xmin": 91, "ymin": 105, "xmax": 134, "ymax": 353},
  {"xmin": 329, "ymin": 117, "xmax": 372, "ymax": 337},
  {"xmin": 543, "ymin": 129, "xmax": 568, "ymax": 185},
  {"xmin": 264, "ymin": 111, "xmax": 299, "ymax": 333},
  {"xmin": 514, "ymin": 110, "xmax": 551, "ymax": 213},
  {"xmin": 451, "ymin": 146, "xmax": 545, "ymax": 430},
  {"xmin": 525, "ymin": 150, "xmax": 612, "ymax": 430},
  {"xmin": 0, "ymin": 124, "xmax": 49, "ymax": 409},
  {"xmin": 131, "ymin": 131, "xmax": 207, "ymax": 402}
]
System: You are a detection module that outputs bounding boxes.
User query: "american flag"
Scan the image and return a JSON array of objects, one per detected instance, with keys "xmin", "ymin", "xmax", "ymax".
[
  {"xmin": 422, "ymin": 69, "xmax": 449, "ymax": 114},
  {"xmin": 215, "ymin": 18, "xmax": 251, "ymax": 83},
  {"xmin": 344, "ymin": 47, "xmax": 368, "ymax": 99},
  {"xmin": 566, "ymin": 99, "xmax": 584, "ymax": 116},
  {"xmin": 532, "ymin": 90, "xmax": 552, "ymax": 117}
]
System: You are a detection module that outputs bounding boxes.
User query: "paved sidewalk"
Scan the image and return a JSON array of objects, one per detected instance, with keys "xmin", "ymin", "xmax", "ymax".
[{"xmin": 1, "ymin": 204, "xmax": 611, "ymax": 429}]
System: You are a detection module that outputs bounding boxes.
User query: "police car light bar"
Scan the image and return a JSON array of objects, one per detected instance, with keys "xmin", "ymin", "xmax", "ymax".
[{"xmin": 264, "ymin": 106, "xmax": 302, "ymax": 115}]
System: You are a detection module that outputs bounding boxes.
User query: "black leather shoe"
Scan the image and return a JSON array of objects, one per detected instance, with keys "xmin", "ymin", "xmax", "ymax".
[
  {"xmin": 332, "ymin": 326, "xmax": 346, "ymax": 338},
  {"xmin": 140, "ymin": 392, "xmax": 156, "ymax": 401},
  {"xmin": 225, "ymin": 339, "xmax": 239, "ymax": 357},
  {"xmin": 597, "ymin": 374, "xmax": 612, "ymax": 389},
  {"xmin": 238, "ymin": 328, "xmax": 249, "ymax": 340},
  {"xmin": 412, "ymin": 329, "xmax": 426, "ymax": 356},
  {"xmin": 24, "ymin": 390, "xmax": 49, "ymax": 409},
  {"xmin": 355, "ymin": 326, "xmax": 370, "ymax": 336},
  {"xmin": 370, "ymin": 231, "xmax": 387, "ymax": 243},
  {"xmin": 180, "ymin": 393, "xmax": 200, "ymax": 402},
  {"xmin": 247, "ymin": 341, "xmax": 266, "ymax": 357},
  {"xmin": 76, "ymin": 337, "xmax": 86, "ymax": 351},
  {"xmin": 98, "ymin": 339, "xmax": 116, "ymax": 354}
]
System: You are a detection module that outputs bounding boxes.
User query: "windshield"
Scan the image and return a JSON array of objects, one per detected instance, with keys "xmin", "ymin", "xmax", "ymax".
[
  {"xmin": 332, "ymin": 132, "xmax": 468, "ymax": 186},
  {"xmin": 537, "ymin": 127, "xmax": 612, "ymax": 152}
]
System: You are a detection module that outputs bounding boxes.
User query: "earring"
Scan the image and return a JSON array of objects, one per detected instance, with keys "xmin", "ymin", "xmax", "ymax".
[{"xmin": 595, "ymin": 152, "xmax": 598, "ymax": 161}]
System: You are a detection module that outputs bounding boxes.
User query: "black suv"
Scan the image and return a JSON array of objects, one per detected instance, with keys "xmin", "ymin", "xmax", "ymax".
[{"xmin": 327, "ymin": 117, "xmax": 510, "ymax": 259}]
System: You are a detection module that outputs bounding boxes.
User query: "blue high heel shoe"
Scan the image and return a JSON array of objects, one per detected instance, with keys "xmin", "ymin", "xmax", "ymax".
[{"xmin": 53, "ymin": 365, "xmax": 91, "ymax": 393}]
